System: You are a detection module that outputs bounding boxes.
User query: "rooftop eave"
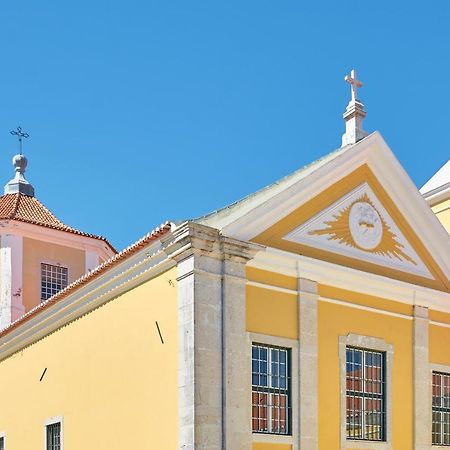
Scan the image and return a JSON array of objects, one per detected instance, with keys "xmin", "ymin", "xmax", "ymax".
[{"xmin": 421, "ymin": 182, "xmax": 450, "ymax": 207}]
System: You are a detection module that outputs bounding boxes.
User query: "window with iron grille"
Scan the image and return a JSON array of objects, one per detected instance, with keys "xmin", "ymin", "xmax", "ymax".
[
  {"xmin": 41, "ymin": 263, "xmax": 68, "ymax": 301},
  {"xmin": 252, "ymin": 343, "xmax": 291, "ymax": 435},
  {"xmin": 432, "ymin": 371, "xmax": 450, "ymax": 446},
  {"xmin": 0, "ymin": 436, "xmax": 4, "ymax": 450},
  {"xmin": 346, "ymin": 347, "xmax": 386, "ymax": 441},
  {"xmin": 46, "ymin": 422, "xmax": 61, "ymax": 450}
]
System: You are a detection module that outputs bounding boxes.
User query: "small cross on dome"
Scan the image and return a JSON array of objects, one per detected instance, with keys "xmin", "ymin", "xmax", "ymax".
[
  {"xmin": 10, "ymin": 126, "xmax": 30, "ymax": 155},
  {"xmin": 345, "ymin": 69, "xmax": 363, "ymax": 102}
]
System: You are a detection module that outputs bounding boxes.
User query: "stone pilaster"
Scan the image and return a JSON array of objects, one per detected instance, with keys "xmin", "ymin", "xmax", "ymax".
[
  {"xmin": 298, "ymin": 278, "xmax": 318, "ymax": 450},
  {"xmin": 0, "ymin": 233, "xmax": 24, "ymax": 329},
  {"xmin": 163, "ymin": 223, "xmax": 262, "ymax": 450},
  {"xmin": 222, "ymin": 236, "xmax": 262, "ymax": 449},
  {"xmin": 413, "ymin": 304, "xmax": 431, "ymax": 450},
  {"xmin": 85, "ymin": 248, "xmax": 100, "ymax": 272}
]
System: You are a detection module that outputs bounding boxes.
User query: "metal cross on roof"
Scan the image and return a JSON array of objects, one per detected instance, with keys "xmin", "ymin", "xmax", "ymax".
[
  {"xmin": 345, "ymin": 69, "xmax": 363, "ymax": 102},
  {"xmin": 10, "ymin": 126, "xmax": 30, "ymax": 155}
]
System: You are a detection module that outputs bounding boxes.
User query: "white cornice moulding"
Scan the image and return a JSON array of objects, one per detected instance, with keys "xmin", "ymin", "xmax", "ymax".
[
  {"xmin": 248, "ymin": 247, "xmax": 450, "ymax": 313},
  {"xmin": 0, "ymin": 220, "xmax": 115, "ymax": 261}
]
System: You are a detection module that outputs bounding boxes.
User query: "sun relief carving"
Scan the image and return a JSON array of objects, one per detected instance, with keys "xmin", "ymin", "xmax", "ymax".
[{"xmin": 309, "ymin": 193, "xmax": 417, "ymax": 265}]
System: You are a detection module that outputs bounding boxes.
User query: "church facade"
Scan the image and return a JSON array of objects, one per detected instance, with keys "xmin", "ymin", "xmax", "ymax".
[{"xmin": 0, "ymin": 72, "xmax": 449, "ymax": 450}]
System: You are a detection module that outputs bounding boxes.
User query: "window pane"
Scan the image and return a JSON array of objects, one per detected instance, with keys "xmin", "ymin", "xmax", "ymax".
[
  {"xmin": 432, "ymin": 372, "xmax": 450, "ymax": 445},
  {"xmin": 346, "ymin": 395, "xmax": 363, "ymax": 439},
  {"xmin": 346, "ymin": 347, "xmax": 385, "ymax": 441},
  {"xmin": 41, "ymin": 263, "xmax": 69, "ymax": 301},
  {"xmin": 252, "ymin": 391, "xmax": 268, "ymax": 432},
  {"xmin": 433, "ymin": 411, "xmax": 442, "ymax": 445},
  {"xmin": 47, "ymin": 422, "xmax": 61, "ymax": 450},
  {"xmin": 271, "ymin": 393, "xmax": 288, "ymax": 434},
  {"xmin": 252, "ymin": 343, "xmax": 290, "ymax": 435}
]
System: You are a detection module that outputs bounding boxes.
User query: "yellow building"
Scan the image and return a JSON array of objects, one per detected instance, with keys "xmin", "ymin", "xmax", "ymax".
[{"xmin": 0, "ymin": 72, "xmax": 449, "ymax": 450}]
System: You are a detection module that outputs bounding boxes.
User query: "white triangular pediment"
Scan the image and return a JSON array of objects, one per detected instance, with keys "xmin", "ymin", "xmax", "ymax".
[
  {"xmin": 198, "ymin": 132, "xmax": 450, "ymax": 284},
  {"xmin": 283, "ymin": 183, "xmax": 433, "ymax": 279}
]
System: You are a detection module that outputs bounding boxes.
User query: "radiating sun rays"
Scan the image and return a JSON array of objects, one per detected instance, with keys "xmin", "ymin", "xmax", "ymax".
[{"xmin": 309, "ymin": 194, "xmax": 417, "ymax": 265}]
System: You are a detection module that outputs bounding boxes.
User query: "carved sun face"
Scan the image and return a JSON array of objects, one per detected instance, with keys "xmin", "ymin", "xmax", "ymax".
[
  {"xmin": 349, "ymin": 201, "xmax": 382, "ymax": 250},
  {"xmin": 308, "ymin": 193, "xmax": 417, "ymax": 265}
]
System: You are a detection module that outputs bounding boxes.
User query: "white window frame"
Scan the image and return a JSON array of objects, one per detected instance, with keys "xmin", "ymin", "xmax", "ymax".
[
  {"xmin": 249, "ymin": 332, "xmax": 298, "ymax": 449},
  {"xmin": 39, "ymin": 260, "xmax": 70, "ymax": 302},
  {"xmin": 339, "ymin": 334, "xmax": 393, "ymax": 450},
  {"xmin": 44, "ymin": 416, "xmax": 63, "ymax": 450}
]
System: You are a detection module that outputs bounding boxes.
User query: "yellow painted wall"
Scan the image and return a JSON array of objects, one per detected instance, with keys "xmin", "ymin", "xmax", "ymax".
[
  {"xmin": 319, "ymin": 285, "xmax": 413, "ymax": 317},
  {"xmin": 247, "ymin": 267, "xmax": 297, "ymax": 291},
  {"xmin": 253, "ymin": 443, "xmax": 292, "ymax": 450},
  {"xmin": 432, "ymin": 198, "xmax": 450, "ymax": 233},
  {"xmin": 0, "ymin": 267, "xmax": 178, "ymax": 450},
  {"xmin": 430, "ymin": 324, "xmax": 450, "ymax": 366},
  {"xmin": 246, "ymin": 284, "xmax": 298, "ymax": 339},
  {"xmin": 318, "ymin": 300, "xmax": 413, "ymax": 450},
  {"xmin": 22, "ymin": 237, "xmax": 85, "ymax": 312},
  {"xmin": 429, "ymin": 309, "xmax": 450, "ymax": 325}
]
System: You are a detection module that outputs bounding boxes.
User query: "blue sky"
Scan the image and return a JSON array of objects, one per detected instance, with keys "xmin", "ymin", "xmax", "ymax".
[{"xmin": 0, "ymin": 1, "xmax": 448, "ymax": 250}]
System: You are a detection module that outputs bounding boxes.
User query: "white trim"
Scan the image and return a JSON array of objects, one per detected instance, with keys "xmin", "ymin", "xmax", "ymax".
[
  {"xmin": 430, "ymin": 320, "xmax": 450, "ymax": 329},
  {"xmin": 216, "ymin": 132, "xmax": 450, "ymax": 279},
  {"xmin": 249, "ymin": 332, "xmax": 299, "ymax": 450},
  {"xmin": 44, "ymin": 416, "xmax": 63, "ymax": 450},
  {"xmin": 423, "ymin": 185, "xmax": 450, "ymax": 207},
  {"xmin": 0, "ymin": 220, "xmax": 115, "ymax": 262},
  {"xmin": 248, "ymin": 279, "xmax": 450, "ymax": 326},
  {"xmin": 247, "ymin": 280, "xmax": 297, "ymax": 296},
  {"xmin": 320, "ymin": 296, "xmax": 413, "ymax": 321},
  {"xmin": 249, "ymin": 247, "xmax": 450, "ymax": 314},
  {"xmin": 339, "ymin": 334, "xmax": 393, "ymax": 450}
]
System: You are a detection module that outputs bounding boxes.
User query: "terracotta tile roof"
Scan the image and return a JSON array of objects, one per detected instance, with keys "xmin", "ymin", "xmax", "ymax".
[
  {"xmin": 0, "ymin": 222, "xmax": 172, "ymax": 339},
  {"xmin": 0, "ymin": 193, "xmax": 115, "ymax": 251}
]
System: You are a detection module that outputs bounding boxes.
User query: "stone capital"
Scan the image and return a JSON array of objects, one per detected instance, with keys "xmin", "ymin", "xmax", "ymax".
[{"xmin": 161, "ymin": 221, "xmax": 264, "ymax": 266}]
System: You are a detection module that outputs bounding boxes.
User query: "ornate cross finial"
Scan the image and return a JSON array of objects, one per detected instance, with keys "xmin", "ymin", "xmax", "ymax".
[
  {"xmin": 341, "ymin": 69, "xmax": 368, "ymax": 147},
  {"xmin": 10, "ymin": 126, "xmax": 30, "ymax": 155},
  {"xmin": 345, "ymin": 69, "xmax": 363, "ymax": 102}
]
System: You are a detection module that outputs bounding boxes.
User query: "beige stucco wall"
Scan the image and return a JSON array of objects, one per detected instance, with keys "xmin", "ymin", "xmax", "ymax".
[
  {"xmin": 0, "ymin": 266, "xmax": 178, "ymax": 449},
  {"xmin": 432, "ymin": 198, "xmax": 450, "ymax": 234},
  {"xmin": 22, "ymin": 237, "xmax": 85, "ymax": 312}
]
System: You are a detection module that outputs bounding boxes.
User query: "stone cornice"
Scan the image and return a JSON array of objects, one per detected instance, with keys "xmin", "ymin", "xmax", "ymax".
[
  {"xmin": 0, "ymin": 220, "xmax": 115, "ymax": 261},
  {"xmin": 162, "ymin": 221, "xmax": 264, "ymax": 264},
  {"xmin": 0, "ymin": 221, "xmax": 264, "ymax": 362}
]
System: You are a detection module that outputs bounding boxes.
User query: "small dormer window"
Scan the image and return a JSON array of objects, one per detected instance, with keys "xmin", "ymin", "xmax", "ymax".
[{"xmin": 41, "ymin": 263, "xmax": 68, "ymax": 302}]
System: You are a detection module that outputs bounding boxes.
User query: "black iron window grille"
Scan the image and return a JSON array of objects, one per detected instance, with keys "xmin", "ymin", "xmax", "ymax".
[
  {"xmin": 432, "ymin": 371, "xmax": 450, "ymax": 446},
  {"xmin": 252, "ymin": 343, "xmax": 291, "ymax": 435},
  {"xmin": 346, "ymin": 347, "xmax": 386, "ymax": 441},
  {"xmin": 0, "ymin": 436, "xmax": 4, "ymax": 450},
  {"xmin": 46, "ymin": 422, "xmax": 61, "ymax": 450},
  {"xmin": 41, "ymin": 263, "xmax": 68, "ymax": 301}
]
